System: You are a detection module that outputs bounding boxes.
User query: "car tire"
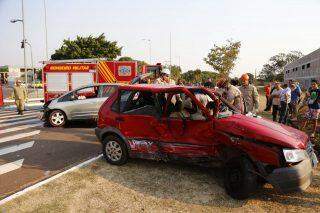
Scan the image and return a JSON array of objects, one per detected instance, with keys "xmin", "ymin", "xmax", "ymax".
[
  {"xmin": 102, "ymin": 135, "xmax": 128, "ymax": 165},
  {"xmin": 224, "ymin": 156, "xmax": 258, "ymax": 200},
  {"xmin": 48, "ymin": 110, "xmax": 67, "ymax": 127}
]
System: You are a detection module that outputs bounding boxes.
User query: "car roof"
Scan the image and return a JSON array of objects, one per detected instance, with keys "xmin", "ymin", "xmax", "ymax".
[{"xmin": 118, "ymin": 84, "xmax": 202, "ymax": 92}]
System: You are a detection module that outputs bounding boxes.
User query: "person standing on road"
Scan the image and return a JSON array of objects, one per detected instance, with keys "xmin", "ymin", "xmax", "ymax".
[
  {"xmin": 239, "ymin": 73, "xmax": 259, "ymax": 114},
  {"xmin": 154, "ymin": 68, "xmax": 176, "ymax": 85},
  {"xmin": 301, "ymin": 79, "xmax": 320, "ymax": 137},
  {"xmin": 264, "ymin": 83, "xmax": 272, "ymax": 111},
  {"xmin": 278, "ymin": 83, "xmax": 291, "ymax": 124},
  {"xmin": 270, "ymin": 82, "xmax": 282, "ymax": 121},
  {"xmin": 13, "ymin": 79, "xmax": 27, "ymax": 115},
  {"xmin": 289, "ymin": 83, "xmax": 301, "ymax": 121}
]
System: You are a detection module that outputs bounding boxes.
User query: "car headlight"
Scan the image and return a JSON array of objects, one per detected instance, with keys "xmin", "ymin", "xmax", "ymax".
[{"xmin": 283, "ymin": 149, "xmax": 308, "ymax": 163}]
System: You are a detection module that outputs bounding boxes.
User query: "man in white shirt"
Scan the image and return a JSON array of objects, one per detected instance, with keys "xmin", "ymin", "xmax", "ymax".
[
  {"xmin": 270, "ymin": 82, "xmax": 282, "ymax": 121},
  {"xmin": 279, "ymin": 83, "xmax": 291, "ymax": 124}
]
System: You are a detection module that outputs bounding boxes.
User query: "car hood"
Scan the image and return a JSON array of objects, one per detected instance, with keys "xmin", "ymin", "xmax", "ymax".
[{"xmin": 216, "ymin": 114, "xmax": 308, "ymax": 149}]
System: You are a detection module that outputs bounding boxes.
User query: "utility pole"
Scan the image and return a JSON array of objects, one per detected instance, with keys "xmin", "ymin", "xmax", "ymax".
[
  {"xmin": 43, "ymin": 0, "xmax": 49, "ymax": 60},
  {"xmin": 21, "ymin": 0, "xmax": 27, "ymax": 91},
  {"xmin": 25, "ymin": 42, "xmax": 36, "ymax": 96},
  {"xmin": 169, "ymin": 32, "xmax": 172, "ymax": 70}
]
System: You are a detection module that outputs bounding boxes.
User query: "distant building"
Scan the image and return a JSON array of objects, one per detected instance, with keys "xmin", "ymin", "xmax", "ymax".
[{"xmin": 284, "ymin": 48, "xmax": 320, "ymax": 89}]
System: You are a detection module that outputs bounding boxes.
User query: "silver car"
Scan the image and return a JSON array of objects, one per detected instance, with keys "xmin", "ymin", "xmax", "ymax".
[{"xmin": 42, "ymin": 83, "xmax": 117, "ymax": 127}]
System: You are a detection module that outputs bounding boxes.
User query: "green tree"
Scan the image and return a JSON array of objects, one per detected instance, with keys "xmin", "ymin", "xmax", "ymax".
[
  {"xmin": 204, "ymin": 39, "xmax": 241, "ymax": 77},
  {"xmin": 181, "ymin": 70, "xmax": 196, "ymax": 83},
  {"xmin": 200, "ymin": 71, "xmax": 219, "ymax": 83},
  {"xmin": 51, "ymin": 34, "xmax": 122, "ymax": 60},
  {"xmin": 181, "ymin": 69, "xmax": 217, "ymax": 84},
  {"xmin": 258, "ymin": 51, "xmax": 303, "ymax": 82},
  {"xmin": 118, "ymin": 56, "xmax": 134, "ymax": 61},
  {"xmin": 170, "ymin": 65, "xmax": 182, "ymax": 81}
]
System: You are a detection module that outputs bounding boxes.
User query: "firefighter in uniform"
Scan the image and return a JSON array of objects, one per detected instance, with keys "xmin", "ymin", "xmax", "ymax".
[
  {"xmin": 13, "ymin": 79, "xmax": 27, "ymax": 115},
  {"xmin": 239, "ymin": 73, "xmax": 259, "ymax": 114}
]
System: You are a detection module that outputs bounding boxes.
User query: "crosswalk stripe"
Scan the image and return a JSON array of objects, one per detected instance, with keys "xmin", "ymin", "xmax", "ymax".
[
  {"xmin": 0, "ymin": 123, "xmax": 42, "ymax": 135},
  {"xmin": 0, "ymin": 114, "xmax": 37, "ymax": 124},
  {"xmin": 0, "ymin": 119, "xmax": 41, "ymax": 128},
  {"xmin": 0, "ymin": 130, "xmax": 40, "ymax": 144},
  {"xmin": 0, "ymin": 141, "xmax": 34, "ymax": 156},
  {"xmin": 0, "ymin": 112, "xmax": 38, "ymax": 120},
  {"xmin": 0, "ymin": 109, "xmax": 38, "ymax": 115},
  {"xmin": 0, "ymin": 159, "xmax": 24, "ymax": 175}
]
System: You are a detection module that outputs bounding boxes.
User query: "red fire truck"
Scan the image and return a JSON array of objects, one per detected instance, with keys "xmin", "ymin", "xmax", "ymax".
[{"xmin": 42, "ymin": 59, "xmax": 137, "ymax": 103}]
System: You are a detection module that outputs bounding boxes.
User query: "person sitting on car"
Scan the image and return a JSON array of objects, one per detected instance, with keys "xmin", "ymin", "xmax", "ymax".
[{"xmin": 170, "ymin": 100, "xmax": 190, "ymax": 119}]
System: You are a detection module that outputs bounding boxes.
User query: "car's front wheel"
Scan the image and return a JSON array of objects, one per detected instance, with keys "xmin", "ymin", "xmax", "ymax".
[
  {"xmin": 224, "ymin": 156, "xmax": 258, "ymax": 200},
  {"xmin": 102, "ymin": 135, "xmax": 128, "ymax": 165},
  {"xmin": 48, "ymin": 110, "xmax": 66, "ymax": 127}
]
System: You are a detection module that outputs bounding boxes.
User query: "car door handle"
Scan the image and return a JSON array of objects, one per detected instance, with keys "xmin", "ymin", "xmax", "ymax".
[{"xmin": 116, "ymin": 117, "xmax": 124, "ymax": 122}]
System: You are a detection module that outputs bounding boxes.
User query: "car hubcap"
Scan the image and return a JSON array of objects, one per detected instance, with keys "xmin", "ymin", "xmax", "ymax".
[
  {"xmin": 105, "ymin": 141, "xmax": 122, "ymax": 161},
  {"xmin": 51, "ymin": 112, "xmax": 64, "ymax": 125}
]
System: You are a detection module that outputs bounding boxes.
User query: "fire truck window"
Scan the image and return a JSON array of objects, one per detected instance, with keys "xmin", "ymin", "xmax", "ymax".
[
  {"xmin": 46, "ymin": 73, "xmax": 68, "ymax": 92},
  {"xmin": 71, "ymin": 73, "xmax": 94, "ymax": 90},
  {"xmin": 99, "ymin": 85, "xmax": 116, "ymax": 98}
]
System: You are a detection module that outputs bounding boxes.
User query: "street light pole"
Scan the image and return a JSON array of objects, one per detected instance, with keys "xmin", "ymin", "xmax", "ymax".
[
  {"xmin": 169, "ymin": 32, "xmax": 172, "ymax": 70},
  {"xmin": 25, "ymin": 42, "xmax": 36, "ymax": 95},
  {"xmin": 43, "ymin": 0, "xmax": 49, "ymax": 60},
  {"xmin": 21, "ymin": 0, "xmax": 27, "ymax": 91}
]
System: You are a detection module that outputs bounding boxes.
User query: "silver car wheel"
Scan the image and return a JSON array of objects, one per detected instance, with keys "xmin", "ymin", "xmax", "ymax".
[
  {"xmin": 51, "ymin": 112, "xmax": 65, "ymax": 125},
  {"xmin": 105, "ymin": 141, "xmax": 122, "ymax": 162}
]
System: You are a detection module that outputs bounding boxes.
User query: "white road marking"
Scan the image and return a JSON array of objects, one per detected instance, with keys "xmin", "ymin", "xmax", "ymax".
[
  {"xmin": 0, "ymin": 155, "xmax": 102, "ymax": 205},
  {"xmin": 0, "ymin": 123, "xmax": 42, "ymax": 135},
  {"xmin": 0, "ymin": 114, "xmax": 38, "ymax": 124},
  {"xmin": 0, "ymin": 141, "xmax": 34, "ymax": 156},
  {"xmin": 0, "ymin": 111, "xmax": 15, "ymax": 116},
  {"xmin": 0, "ymin": 130, "xmax": 40, "ymax": 144},
  {"xmin": 0, "ymin": 159, "xmax": 24, "ymax": 175},
  {"xmin": 0, "ymin": 119, "xmax": 41, "ymax": 128},
  {"xmin": 0, "ymin": 112, "xmax": 38, "ymax": 120}
]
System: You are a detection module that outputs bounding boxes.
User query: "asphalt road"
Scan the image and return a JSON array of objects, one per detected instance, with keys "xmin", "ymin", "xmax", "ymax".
[{"xmin": 0, "ymin": 109, "xmax": 101, "ymax": 199}]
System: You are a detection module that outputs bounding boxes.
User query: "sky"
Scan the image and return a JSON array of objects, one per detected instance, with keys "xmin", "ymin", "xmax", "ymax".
[{"xmin": 0, "ymin": 0, "xmax": 320, "ymax": 77}]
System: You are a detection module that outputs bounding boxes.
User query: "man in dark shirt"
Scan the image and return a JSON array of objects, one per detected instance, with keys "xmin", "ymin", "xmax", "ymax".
[{"xmin": 302, "ymin": 79, "xmax": 320, "ymax": 137}]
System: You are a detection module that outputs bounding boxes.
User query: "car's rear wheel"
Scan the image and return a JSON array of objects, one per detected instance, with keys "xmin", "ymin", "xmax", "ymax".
[
  {"xmin": 224, "ymin": 156, "xmax": 258, "ymax": 200},
  {"xmin": 102, "ymin": 135, "xmax": 128, "ymax": 165},
  {"xmin": 49, "ymin": 110, "xmax": 66, "ymax": 127}
]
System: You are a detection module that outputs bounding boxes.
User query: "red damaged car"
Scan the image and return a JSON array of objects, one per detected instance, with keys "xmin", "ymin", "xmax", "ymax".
[{"xmin": 95, "ymin": 84, "xmax": 318, "ymax": 199}]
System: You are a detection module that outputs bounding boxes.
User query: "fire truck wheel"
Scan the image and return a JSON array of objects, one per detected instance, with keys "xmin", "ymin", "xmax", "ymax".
[{"xmin": 49, "ymin": 110, "xmax": 67, "ymax": 127}]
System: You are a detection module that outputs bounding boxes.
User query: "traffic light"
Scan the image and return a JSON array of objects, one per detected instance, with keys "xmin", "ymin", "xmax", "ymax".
[{"xmin": 21, "ymin": 40, "xmax": 25, "ymax": 48}]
